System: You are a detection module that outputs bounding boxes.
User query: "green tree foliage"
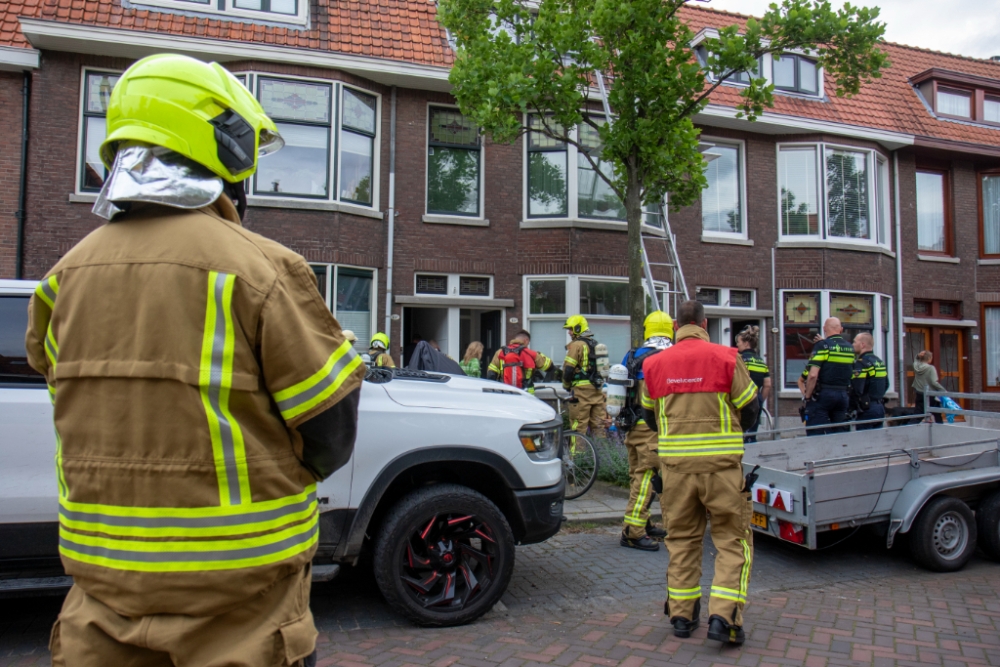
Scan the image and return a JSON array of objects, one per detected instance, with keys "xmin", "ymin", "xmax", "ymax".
[{"xmin": 439, "ymin": 0, "xmax": 889, "ymax": 345}]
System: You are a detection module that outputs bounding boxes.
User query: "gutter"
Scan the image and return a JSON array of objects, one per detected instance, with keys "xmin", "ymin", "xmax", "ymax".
[
  {"xmin": 384, "ymin": 87, "xmax": 397, "ymax": 341},
  {"xmin": 893, "ymin": 152, "xmax": 906, "ymax": 400},
  {"xmin": 15, "ymin": 72, "xmax": 30, "ymax": 280}
]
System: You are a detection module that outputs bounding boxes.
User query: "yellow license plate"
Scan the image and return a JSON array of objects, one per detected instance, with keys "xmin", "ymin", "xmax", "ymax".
[{"xmin": 751, "ymin": 512, "xmax": 768, "ymax": 529}]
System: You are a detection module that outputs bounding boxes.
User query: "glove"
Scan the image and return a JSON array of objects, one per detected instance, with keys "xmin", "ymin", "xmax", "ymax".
[
  {"xmin": 742, "ymin": 464, "xmax": 761, "ymax": 493},
  {"xmin": 553, "ymin": 368, "xmax": 564, "ymax": 382},
  {"xmin": 651, "ymin": 472, "xmax": 663, "ymax": 494}
]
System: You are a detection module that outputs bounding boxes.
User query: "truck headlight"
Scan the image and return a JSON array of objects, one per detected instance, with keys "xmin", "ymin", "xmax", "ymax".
[{"xmin": 519, "ymin": 420, "xmax": 561, "ymax": 462}]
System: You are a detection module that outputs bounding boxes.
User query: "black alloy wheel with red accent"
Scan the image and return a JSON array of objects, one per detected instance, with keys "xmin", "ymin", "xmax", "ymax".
[{"xmin": 373, "ymin": 484, "xmax": 516, "ymax": 627}]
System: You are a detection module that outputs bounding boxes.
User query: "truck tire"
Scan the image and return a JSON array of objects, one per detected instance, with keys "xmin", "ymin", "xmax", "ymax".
[
  {"xmin": 909, "ymin": 496, "xmax": 977, "ymax": 572},
  {"xmin": 373, "ymin": 483, "xmax": 516, "ymax": 627},
  {"xmin": 975, "ymin": 490, "xmax": 1000, "ymax": 561}
]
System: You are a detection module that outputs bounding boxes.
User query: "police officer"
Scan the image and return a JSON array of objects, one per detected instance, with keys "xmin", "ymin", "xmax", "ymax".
[
  {"xmin": 802, "ymin": 317, "xmax": 855, "ymax": 436},
  {"xmin": 735, "ymin": 325, "xmax": 770, "ymax": 443},
  {"xmin": 619, "ymin": 311, "xmax": 673, "ymax": 552},
  {"xmin": 851, "ymin": 332, "xmax": 888, "ymax": 429},
  {"xmin": 561, "ymin": 315, "xmax": 608, "ymax": 439},
  {"xmin": 28, "ymin": 55, "xmax": 363, "ymax": 666},
  {"xmin": 369, "ymin": 332, "xmax": 396, "ymax": 368}
]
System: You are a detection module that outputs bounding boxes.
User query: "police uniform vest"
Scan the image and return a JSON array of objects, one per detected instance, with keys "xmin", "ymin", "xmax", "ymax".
[
  {"xmin": 738, "ymin": 350, "xmax": 769, "ymax": 390},
  {"xmin": 25, "ymin": 198, "xmax": 364, "ymax": 618},
  {"xmin": 808, "ymin": 334, "xmax": 854, "ymax": 389},
  {"xmin": 853, "ymin": 352, "xmax": 888, "ymax": 402}
]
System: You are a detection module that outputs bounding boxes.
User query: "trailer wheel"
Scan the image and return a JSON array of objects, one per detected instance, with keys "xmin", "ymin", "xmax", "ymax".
[
  {"xmin": 975, "ymin": 490, "xmax": 1000, "ymax": 561},
  {"xmin": 910, "ymin": 496, "xmax": 977, "ymax": 572}
]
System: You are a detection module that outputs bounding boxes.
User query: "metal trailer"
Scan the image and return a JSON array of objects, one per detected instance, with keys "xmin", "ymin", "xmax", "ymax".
[{"xmin": 743, "ymin": 392, "xmax": 1000, "ymax": 572}]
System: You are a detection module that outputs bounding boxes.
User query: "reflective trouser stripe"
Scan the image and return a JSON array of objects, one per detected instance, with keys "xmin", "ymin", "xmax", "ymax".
[
  {"xmin": 624, "ymin": 469, "xmax": 654, "ymax": 527},
  {"xmin": 740, "ymin": 538, "xmax": 751, "ymax": 602},
  {"xmin": 199, "ymin": 272, "xmax": 250, "ymax": 507},
  {"xmin": 710, "ymin": 586, "xmax": 745, "ymax": 603},
  {"xmin": 668, "ymin": 586, "xmax": 702, "ymax": 600},
  {"xmin": 274, "ymin": 340, "xmax": 362, "ymax": 422}
]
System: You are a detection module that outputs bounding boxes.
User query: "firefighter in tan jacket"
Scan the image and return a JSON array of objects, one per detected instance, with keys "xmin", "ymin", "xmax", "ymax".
[
  {"xmin": 26, "ymin": 55, "xmax": 364, "ymax": 667},
  {"xmin": 641, "ymin": 301, "xmax": 759, "ymax": 646},
  {"xmin": 561, "ymin": 316, "xmax": 608, "ymax": 438}
]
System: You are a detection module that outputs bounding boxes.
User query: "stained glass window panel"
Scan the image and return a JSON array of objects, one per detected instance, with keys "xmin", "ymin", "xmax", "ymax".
[
  {"xmin": 429, "ymin": 109, "xmax": 478, "ymax": 146},
  {"xmin": 86, "ymin": 73, "xmax": 119, "ymax": 113},
  {"xmin": 784, "ymin": 293, "xmax": 819, "ymax": 325},
  {"xmin": 830, "ymin": 294, "xmax": 873, "ymax": 326},
  {"xmin": 259, "ymin": 79, "xmax": 331, "ymax": 123},
  {"xmin": 342, "ymin": 89, "xmax": 377, "ymax": 135}
]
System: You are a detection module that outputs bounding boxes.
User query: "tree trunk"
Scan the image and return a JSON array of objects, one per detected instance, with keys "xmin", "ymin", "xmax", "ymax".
[{"xmin": 625, "ymin": 165, "xmax": 645, "ymax": 350}]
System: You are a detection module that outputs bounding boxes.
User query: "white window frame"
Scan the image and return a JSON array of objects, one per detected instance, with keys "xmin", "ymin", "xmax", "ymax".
[
  {"xmin": 415, "ymin": 273, "xmax": 494, "ymax": 299},
  {"xmin": 696, "ymin": 286, "xmax": 756, "ymax": 310},
  {"xmin": 522, "ymin": 114, "xmax": 666, "ymax": 232},
  {"xmin": 776, "ymin": 141, "xmax": 891, "ymax": 248},
  {"xmin": 522, "ymin": 274, "xmax": 668, "ymax": 363},
  {"xmin": 130, "ymin": 0, "xmax": 309, "ymax": 26},
  {"xmin": 75, "ymin": 67, "xmax": 122, "ymax": 195},
  {"xmin": 700, "ymin": 136, "xmax": 748, "ymax": 241},
  {"xmin": 74, "ymin": 69, "xmax": 381, "ymax": 212},
  {"xmin": 424, "ymin": 103, "xmax": 486, "ymax": 221},
  {"xmin": 309, "ymin": 263, "xmax": 379, "ymax": 352},
  {"xmin": 777, "ymin": 289, "xmax": 895, "ymax": 396}
]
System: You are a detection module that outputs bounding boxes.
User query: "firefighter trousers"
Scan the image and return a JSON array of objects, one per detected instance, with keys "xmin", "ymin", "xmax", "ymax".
[
  {"xmin": 567, "ymin": 384, "xmax": 607, "ymax": 438},
  {"xmin": 663, "ymin": 465, "xmax": 753, "ymax": 627},
  {"xmin": 623, "ymin": 422, "xmax": 659, "ymax": 539},
  {"xmin": 50, "ymin": 566, "xmax": 317, "ymax": 667}
]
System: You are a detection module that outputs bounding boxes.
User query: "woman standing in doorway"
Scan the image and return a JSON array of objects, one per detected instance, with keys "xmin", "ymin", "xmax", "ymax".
[
  {"xmin": 913, "ymin": 350, "xmax": 946, "ymax": 424},
  {"xmin": 461, "ymin": 341, "xmax": 484, "ymax": 377}
]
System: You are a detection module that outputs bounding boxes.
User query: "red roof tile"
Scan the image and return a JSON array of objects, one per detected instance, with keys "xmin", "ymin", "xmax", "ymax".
[{"xmin": 3, "ymin": 1, "xmax": 1000, "ymax": 149}]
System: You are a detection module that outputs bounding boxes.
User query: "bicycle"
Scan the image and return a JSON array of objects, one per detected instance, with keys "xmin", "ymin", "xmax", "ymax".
[{"xmin": 533, "ymin": 384, "xmax": 599, "ymax": 500}]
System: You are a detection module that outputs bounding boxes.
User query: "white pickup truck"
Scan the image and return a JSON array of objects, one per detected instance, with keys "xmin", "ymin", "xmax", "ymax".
[{"xmin": 0, "ymin": 279, "xmax": 565, "ymax": 627}]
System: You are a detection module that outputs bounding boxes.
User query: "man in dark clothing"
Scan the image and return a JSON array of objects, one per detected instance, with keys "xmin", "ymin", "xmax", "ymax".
[
  {"xmin": 851, "ymin": 332, "xmax": 888, "ymax": 429},
  {"xmin": 802, "ymin": 317, "xmax": 854, "ymax": 436}
]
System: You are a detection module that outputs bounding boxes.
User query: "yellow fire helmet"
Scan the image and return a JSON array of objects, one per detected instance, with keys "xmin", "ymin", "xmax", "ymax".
[
  {"xmin": 100, "ymin": 54, "xmax": 284, "ymax": 183},
  {"xmin": 370, "ymin": 333, "xmax": 390, "ymax": 351},
  {"xmin": 563, "ymin": 315, "xmax": 589, "ymax": 336},
  {"xmin": 644, "ymin": 310, "xmax": 674, "ymax": 340}
]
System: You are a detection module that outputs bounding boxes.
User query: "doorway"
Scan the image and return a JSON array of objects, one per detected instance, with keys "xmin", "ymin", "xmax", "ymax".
[
  {"xmin": 904, "ymin": 326, "xmax": 966, "ymax": 406},
  {"xmin": 403, "ymin": 307, "xmax": 449, "ymax": 366},
  {"xmin": 460, "ymin": 309, "xmax": 503, "ymax": 370},
  {"xmin": 403, "ymin": 306, "xmax": 505, "ymax": 367}
]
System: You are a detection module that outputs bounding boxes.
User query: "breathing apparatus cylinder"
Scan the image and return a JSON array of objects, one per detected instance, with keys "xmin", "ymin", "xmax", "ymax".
[
  {"xmin": 594, "ymin": 342, "xmax": 610, "ymax": 380},
  {"xmin": 605, "ymin": 364, "xmax": 630, "ymax": 417},
  {"xmin": 362, "ymin": 352, "xmax": 373, "ymax": 367}
]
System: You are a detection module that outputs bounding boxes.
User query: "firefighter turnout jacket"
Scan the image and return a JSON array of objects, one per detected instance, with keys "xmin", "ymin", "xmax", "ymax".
[
  {"xmin": 371, "ymin": 351, "xmax": 396, "ymax": 368},
  {"xmin": 641, "ymin": 325, "xmax": 758, "ymax": 473},
  {"xmin": 807, "ymin": 334, "xmax": 854, "ymax": 389},
  {"xmin": 562, "ymin": 336, "xmax": 599, "ymax": 390},
  {"xmin": 25, "ymin": 197, "xmax": 365, "ymax": 618}
]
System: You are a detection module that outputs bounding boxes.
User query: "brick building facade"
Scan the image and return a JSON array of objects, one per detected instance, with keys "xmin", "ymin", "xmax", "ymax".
[{"xmin": 2, "ymin": 1, "xmax": 1000, "ymax": 422}]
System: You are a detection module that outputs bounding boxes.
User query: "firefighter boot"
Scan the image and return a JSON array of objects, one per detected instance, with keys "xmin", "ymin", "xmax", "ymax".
[
  {"xmin": 646, "ymin": 520, "xmax": 666, "ymax": 539},
  {"xmin": 620, "ymin": 531, "xmax": 659, "ymax": 551},
  {"xmin": 666, "ymin": 599, "xmax": 701, "ymax": 638},
  {"xmin": 707, "ymin": 615, "xmax": 745, "ymax": 646}
]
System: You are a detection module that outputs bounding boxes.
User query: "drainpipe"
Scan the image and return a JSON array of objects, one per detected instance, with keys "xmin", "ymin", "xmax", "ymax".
[
  {"xmin": 15, "ymin": 72, "xmax": 30, "ymax": 279},
  {"xmin": 771, "ymin": 244, "xmax": 777, "ymax": 418},
  {"xmin": 893, "ymin": 151, "xmax": 906, "ymax": 402},
  {"xmin": 383, "ymin": 87, "xmax": 397, "ymax": 340}
]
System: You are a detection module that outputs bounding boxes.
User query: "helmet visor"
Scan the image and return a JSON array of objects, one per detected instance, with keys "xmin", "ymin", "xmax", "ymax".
[{"xmin": 258, "ymin": 128, "xmax": 284, "ymax": 157}]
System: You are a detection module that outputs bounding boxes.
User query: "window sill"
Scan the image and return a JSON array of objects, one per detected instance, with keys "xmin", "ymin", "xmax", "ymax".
[
  {"xmin": 778, "ymin": 390, "xmax": 806, "ymax": 400},
  {"xmin": 520, "ymin": 218, "xmax": 666, "ymax": 236},
  {"xmin": 68, "ymin": 193, "xmax": 97, "ymax": 203},
  {"xmin": 422, "ymin": 214, "xmax": 489, "ymax": 227},
  {"xmin": 977, "ymin": 258, "xmax": 1000, "ymax": 266},
  {"xmin": 776, "ymin": 240, "xmax": 895, "ymax": 257},
  {"xmin": 701, "ymin": 235, "xmax": 753, "ymax": 247},
  {"xmin": 247, "ymin": 196, "xmax": 383, "ymax": 220},
  {"xmin": 917, "ymin": 254, "xmax": 960, "ymax": 264}
]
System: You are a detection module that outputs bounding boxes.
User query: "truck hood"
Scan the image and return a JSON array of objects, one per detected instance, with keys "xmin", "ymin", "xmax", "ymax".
[{"xmin": 381, "ymin": 374, "xmax": 556, "ymax": 422}]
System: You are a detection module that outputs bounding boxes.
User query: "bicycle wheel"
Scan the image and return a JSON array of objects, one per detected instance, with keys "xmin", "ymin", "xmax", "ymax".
[{"xmin": 562, "ymin": 431, "xmax": 599, "ymax": 500}]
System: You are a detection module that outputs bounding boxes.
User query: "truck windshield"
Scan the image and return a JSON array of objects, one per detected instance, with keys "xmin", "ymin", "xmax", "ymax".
[{"xmin": 0, "ymin": 296, "xmax": 44, "ymax": 384}]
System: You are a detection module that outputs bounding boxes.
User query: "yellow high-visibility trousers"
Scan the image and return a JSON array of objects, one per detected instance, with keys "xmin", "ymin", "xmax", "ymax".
[
  {"xmin": 567, "ymin": 384, "xmax": 607, "ymax": 439},
  {"xmin": 623, "ymin": 422, "xmax": 659, "ymax": 539},
  {"xmin": 663, "ymin": 465, "xmax": 753, "ymax": 626}
]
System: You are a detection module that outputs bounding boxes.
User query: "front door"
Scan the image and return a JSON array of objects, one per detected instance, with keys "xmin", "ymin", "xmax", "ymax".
[
  {"xmin": 904, "ymin": 326, "xmax": 966, "ymax": 407},
  {"xmin": 904, "ymin": 326, "xmax": 930, "ymax": 406},
  {"xmin": 480, "ymin": 310, "xmax": 503, "ymax": 371}
]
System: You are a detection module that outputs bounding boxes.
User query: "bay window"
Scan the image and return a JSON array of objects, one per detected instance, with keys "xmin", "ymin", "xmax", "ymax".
[
  {"xmin": 427, "ymin": 107, "xmax": 482, "ymax": 217},
  {"xmin": 778, "ymin": 143, "xmax": 891, "ymax": 246},
  {"xmin": 780, "ymin": 290, "xmax": 893, "ymax": 391},
  {"xmin": 340, "ymin": 88, "xmax": 377, "ymax": 205},
  {"xmin": 311, "ymin": 264, "xmax": 376, "ymax": 353},
  {"xmin": 256, "ymin": 78, "xmax": 332, "ymax": 198}
]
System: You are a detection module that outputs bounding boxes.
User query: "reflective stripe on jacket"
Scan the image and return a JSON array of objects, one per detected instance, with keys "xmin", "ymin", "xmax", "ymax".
[
  {"xmin": 641, "ymin": 325, "xmax": 757, "ymax": 473},
  {"xmin": 807, "ymin": 334, "xmax": 854, "ymax": 388},
  {"xmin": 563, "ymin": 338, "xmax": 595, "ymax": 387},
  {"xmin": 25, "ymin": 197, "xmax": 365, "ymax": 617}
]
